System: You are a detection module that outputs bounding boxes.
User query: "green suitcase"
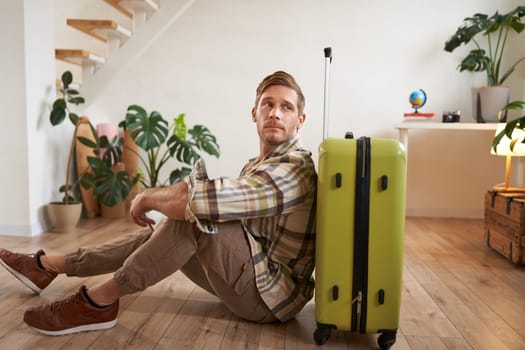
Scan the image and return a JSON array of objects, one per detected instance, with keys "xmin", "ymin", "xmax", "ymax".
[{"xmin": 313, "ymin": 136, "xmax": 406, "ymax": 349}]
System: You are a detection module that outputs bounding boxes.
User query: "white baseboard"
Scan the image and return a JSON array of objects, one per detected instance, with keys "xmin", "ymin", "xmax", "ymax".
[{"xmin": 0, "ymin": 224, "xmax": 33, "ymax": 237}]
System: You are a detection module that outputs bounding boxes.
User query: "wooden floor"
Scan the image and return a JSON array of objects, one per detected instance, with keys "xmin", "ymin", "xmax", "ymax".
[{"xmin": 0, "ymin": 217, "xmax": 523, "ymax": 349}]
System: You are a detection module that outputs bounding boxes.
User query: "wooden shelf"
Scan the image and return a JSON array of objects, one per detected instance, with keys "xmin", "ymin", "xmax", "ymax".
[
  {"xmin": 55, "ymin": 49, "xmax": 106, "ymax": 66},
  {"xmin": 67, "ymin": 19, "xmax": 132, "ymax": 43},
  {"xmin": 395, "ymin": 121, "xmax": 499, "ymax": 131},
  {"xmin": 104, "ymin": 0, "xmax": 160, "ymax": 18}
]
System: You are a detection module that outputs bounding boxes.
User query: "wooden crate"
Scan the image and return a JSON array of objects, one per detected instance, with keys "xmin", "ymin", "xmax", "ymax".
[{"xmin": 485, "ymin": 191, "xmax": 525, "ymax": 265}]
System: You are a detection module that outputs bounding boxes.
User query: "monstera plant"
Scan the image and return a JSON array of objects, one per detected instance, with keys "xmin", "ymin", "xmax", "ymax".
[
  {"xmin": 444, "ymin": 6, "xmax": 525, "ymax": 86},
  {"xmin": 444, "ymin": 6, "xmax": 525, "ymax": 122},
  {"xmin": 120, "ymin": 105, "xmax": 221, "ymax": 188}
]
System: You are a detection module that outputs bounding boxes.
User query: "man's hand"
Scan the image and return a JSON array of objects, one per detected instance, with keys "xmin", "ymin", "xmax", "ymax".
[
  {"xmin": 129, "ymin": 183, "xmax": 189, "ymax": 227},
  {"xmin": 129, "ymin": 191, "xmax": 157, "ymax": 227}
]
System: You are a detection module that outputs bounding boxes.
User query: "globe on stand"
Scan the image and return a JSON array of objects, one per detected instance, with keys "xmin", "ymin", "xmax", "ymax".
[{"xmin": 403, "ymin": 89, "xmax": 435, "ymax": 118}]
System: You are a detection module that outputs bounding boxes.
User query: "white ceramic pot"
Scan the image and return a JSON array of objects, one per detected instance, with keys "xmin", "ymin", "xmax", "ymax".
[
  {"xmin": 471, "ymin": 86, "xmax": 510, "ymax": 123},
  {"xmin": 47, "ymin": 202, "xmax": 82, "ymax": 233}
]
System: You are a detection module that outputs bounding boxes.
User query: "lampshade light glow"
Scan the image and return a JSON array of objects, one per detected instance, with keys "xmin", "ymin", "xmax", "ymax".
[{"xmin": 492, "ymin": 123, "xmax": 525, "ymax": 192}]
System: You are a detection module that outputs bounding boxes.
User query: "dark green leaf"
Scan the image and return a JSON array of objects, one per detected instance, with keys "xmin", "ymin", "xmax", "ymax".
[
  {"xmin": 125, "ymin": 105, "xmax": 169, "ymax": 151},
  {"xmin": 167, "ymin": 134, "xmax": 200, "ymax": 165},
  {"xmin": 61, "ymin": 71, "xmax": 73, "ymax": 89},
  {"xmin": 93, "ymin": 169, "xmax": 132, "ymax": 207},
  {"xmin": 69, "ymin": 113, "xmax": 79, "ymax": 125},
  {"xmin": 77, "ymin": 136, "xmax": 97, "ymax": 148},
  {"xmin": 188, "ymin": 125, "xmax": 221, "ymax": 158},
  {"xmin": 68, "ymin": 97, "xmax": 85, "ymax": 105},
  {"xmin": 170, "ymin": 167, "xmax": 192, "ymax": 184},
  {"xmin": 50, "ymin": 107, "xmax": 66, "ymax": 126}
]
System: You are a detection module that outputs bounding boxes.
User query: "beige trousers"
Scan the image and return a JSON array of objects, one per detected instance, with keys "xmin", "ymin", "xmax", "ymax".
[{"xmin": 64, "ymin": 219, "xmax": 276, "ymax": 323}]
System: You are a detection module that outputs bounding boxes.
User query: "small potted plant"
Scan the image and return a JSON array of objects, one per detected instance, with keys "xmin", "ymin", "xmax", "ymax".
[
  {"xmin": 444, "ymin": 6, "xmax": 525, "ymax": 122},
  {"xmin": 47, "ymin": 71, "xmax": 86, "ymax": 232},
  {"xmin": 120, "ymin": 104, "xmax": 221, "ymax": 188}
]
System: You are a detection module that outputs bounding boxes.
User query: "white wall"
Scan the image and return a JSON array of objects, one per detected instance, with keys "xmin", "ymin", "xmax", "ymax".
[
  {"xmin": 81, "ymin": 0, "xmax": 524, "ymax": 218},
  {"xmin": 0, "ymin": 0, "xmax": 55, "ymax": 235},
  {"xmin": 2, "ymin": 0, "xmax": 524, "ymax": 235}
]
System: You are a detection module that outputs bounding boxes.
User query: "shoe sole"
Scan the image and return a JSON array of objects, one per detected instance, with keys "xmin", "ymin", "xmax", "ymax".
[
  {"xmin": 28, "ymin": 319, "xmax": 118, "ymax": 336},
  {"xmin": 0, "ymin": 257, "xmax": 42, "ymax": 294}
]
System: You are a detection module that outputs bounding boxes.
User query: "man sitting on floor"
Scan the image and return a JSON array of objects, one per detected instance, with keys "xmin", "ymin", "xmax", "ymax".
[{"xmin": 0, "ymin": 70, "xmax": 317, "ymax": 336}]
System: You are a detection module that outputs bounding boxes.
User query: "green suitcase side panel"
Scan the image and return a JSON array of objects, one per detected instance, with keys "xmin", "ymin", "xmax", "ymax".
[
  {"xmin": 315, "ymin": 138, "xmax": 406, "ymax": 333},
  {"xmin": 315, "ymin": 138, "xmax": 357, "ymax": 330},
  {"xmin": 366, "ymin": 139, "xmax": 406, "ymax": 332}
]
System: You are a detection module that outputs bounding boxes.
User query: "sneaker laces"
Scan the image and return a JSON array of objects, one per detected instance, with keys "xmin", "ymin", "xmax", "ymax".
[{"xmin": 47, "ymin": 291, "xmax": 83, "ymax": 313}]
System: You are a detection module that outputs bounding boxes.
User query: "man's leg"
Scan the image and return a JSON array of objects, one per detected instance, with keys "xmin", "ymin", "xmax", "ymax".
[
  {"xmin": 23, "ymin": 219, "xmax": 276, "ymax": 335},
  {"xmin": 23, "ymin": 219, "xmax": 199, "ymax": 335},
  {"xmin": 181, "ymin": 221, "xmax": 277, "ymax": 324},
  {"xmin": 0, "ymin": 225, "xmax": 154, "ymax": 294}
]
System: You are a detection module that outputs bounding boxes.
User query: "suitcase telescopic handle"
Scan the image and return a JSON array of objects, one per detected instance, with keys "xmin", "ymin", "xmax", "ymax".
[{"xmin": 323, "ymin": 47, "xmax": 332, "ymax": 140}]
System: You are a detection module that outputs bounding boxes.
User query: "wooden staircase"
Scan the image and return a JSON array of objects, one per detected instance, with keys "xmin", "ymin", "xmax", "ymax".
[{"xmin": 55, "ymin": 0, "xmax": 160, "ymax": 85}]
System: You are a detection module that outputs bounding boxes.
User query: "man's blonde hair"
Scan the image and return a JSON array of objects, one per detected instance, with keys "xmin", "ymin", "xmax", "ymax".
[{"xmin": 255, "ymin": 71, "xmax": 305, "ymax": 115}]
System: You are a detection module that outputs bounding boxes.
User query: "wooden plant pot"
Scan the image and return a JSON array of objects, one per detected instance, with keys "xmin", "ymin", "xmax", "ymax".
[
  {"xmin": 100, "ymin": 203, "xmax": 127, "ymax": 218},
  {"xmin": 47, "ymin": 202, "xmax": 82, "ymax": 233},
  {"xmin": 122, "ymin": 130, "xmax": 141, "ymax": 201},
  {"xmin": 76, "ymin": 116, "xmax": 100, "ymax": 218}
]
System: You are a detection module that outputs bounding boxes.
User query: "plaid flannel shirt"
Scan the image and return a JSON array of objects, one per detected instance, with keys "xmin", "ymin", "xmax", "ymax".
[{"xmin": 184, "ymin": 136, "xmax": 317, "ymax": 321}]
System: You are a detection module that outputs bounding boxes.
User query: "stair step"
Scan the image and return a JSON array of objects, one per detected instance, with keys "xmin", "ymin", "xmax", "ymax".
[
  {"xmin": 55, "ymin": 49, "xmax": 106, "ymax": 66},
  {"xmin": 104, "ymin": 0, "xmax": 160, "ymax": 19},
  {"xmin": 66, "ymin": 19, "xmax": 132, "ymax": 43}
]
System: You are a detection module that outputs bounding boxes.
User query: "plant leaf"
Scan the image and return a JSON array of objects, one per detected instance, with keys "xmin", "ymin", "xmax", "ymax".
[
  {"xmin": 125, "ymin": 105, "xmax": 169, "ymax": 151},
  {"xmin": 167, "ymin": 134, "xmax": 200, "ymax": 164},
  {"xmin": 61, "ymin": 71, "xmax": 73, "ymax": 89},
  {"xmin": 188, "ymin": 125, "xmax": 221, "ymax": 158},
  {"xmin": 68, "ymin": 96, "xmax": 85, "ymax": 105},
  {"xmin": 173, "ymin": 113, "xmax": 187, "ymax": 139},
  {"xmin": 93, "ymin": 169, "xmax": 132, "ymax": 207},
  {"xmin": 50, "ymin": 107, "xmax": 66, "ymax": 126},
  {"xmin": 170, "ymin": 167, "xmax": 192, "ymax": 184}
]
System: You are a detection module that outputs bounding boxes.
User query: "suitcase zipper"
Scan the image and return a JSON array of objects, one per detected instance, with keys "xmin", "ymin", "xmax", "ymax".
[
  {"xmin": 352, "ymin": 291, "xmax": 363, "ymax": 328},
  {"xmin": 352, "ymin": 137, "xmax": 370, "ymax": 333}
]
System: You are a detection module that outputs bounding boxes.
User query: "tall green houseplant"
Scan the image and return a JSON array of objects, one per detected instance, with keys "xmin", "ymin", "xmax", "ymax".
[
  {"xmin": 121, "ymin": 105, "xmax": 220, "ymax": 188},
  {"xmin": 444, "ymin": 6, "xmax": 525, "ymax": 86},
  {"xmin": 49, "ymin": 71, "xmax": 85, "ymax": 203}
]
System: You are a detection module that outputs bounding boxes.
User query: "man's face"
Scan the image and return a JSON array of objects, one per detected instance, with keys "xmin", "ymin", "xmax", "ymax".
[{"xmin": 252, "ymin": 85, "xmax": 306, "ymax": 155}]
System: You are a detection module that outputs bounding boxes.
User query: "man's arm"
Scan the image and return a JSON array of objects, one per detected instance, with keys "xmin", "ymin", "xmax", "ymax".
[{"xmin": 129, "ymin": 181, "xmax": 188, "ymax": 227}]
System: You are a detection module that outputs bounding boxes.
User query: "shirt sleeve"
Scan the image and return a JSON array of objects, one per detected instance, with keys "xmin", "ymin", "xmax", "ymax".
[{"xmin": 185, "ymin": 150, "xmax": 315, "ymax": 232}]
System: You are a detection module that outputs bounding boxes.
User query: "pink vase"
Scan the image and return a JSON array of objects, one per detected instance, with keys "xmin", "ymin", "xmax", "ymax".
[{"xmin": 96, "ymin": 123, "xmax": 120, "ymax": 162}]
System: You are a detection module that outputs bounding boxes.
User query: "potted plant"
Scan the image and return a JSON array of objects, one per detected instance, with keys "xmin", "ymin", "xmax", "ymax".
[
  {"xmin": 78, "ymin": 124, "xmax": 140, "ymax": 218},
  {"xmin": 444, "ymin": 6, "xmax": 525, "ymax": 122},
  {"xmin": 120, "ymin": 104, "xmax": 221, "ymax": 188},
  {"xmin": 47, "ymin": 71, "xmax": 86, "ymax": 232}
]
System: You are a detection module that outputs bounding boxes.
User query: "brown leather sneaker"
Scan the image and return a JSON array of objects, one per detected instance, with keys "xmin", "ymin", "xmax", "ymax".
[
  {"xmin": 0, "ymin": 249, "xmax": 57, "ymax": 293},
  {"xmin": 24, "ymin": 285, "xmax": 119, "ymax": 336}
]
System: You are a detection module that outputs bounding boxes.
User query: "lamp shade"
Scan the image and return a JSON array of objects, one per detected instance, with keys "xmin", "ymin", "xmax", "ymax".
[{"xmin": 492, "ymin": 123, "xmax": 525, "ymax": 156}]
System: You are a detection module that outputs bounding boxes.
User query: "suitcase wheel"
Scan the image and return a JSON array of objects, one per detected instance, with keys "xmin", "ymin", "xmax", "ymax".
[
  {"xmin": 313, "ymin": 327, "xmax": 331, "ymax": 345},
  {"xmin": 377, "ymin": 330, "xmax": 397, "ymax": 350}
]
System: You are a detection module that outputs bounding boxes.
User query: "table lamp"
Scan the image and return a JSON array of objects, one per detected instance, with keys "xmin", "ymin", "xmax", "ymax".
[{"xmin": 491, "ymin": 123, "xmax": 525, "ymax": 192}]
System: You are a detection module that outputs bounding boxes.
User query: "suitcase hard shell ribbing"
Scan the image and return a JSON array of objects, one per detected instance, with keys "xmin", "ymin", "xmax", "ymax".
[{"xmin": 313, "ymin": 48, "xmax": 407, "ymax": 349}]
